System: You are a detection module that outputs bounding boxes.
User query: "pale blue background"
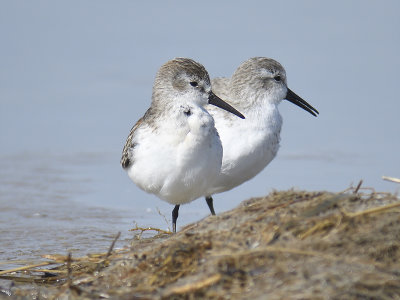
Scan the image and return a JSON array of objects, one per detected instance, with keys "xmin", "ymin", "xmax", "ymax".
[{"xmin": 1, "ymin": 1, "xmax": 399, "ymax": 260}]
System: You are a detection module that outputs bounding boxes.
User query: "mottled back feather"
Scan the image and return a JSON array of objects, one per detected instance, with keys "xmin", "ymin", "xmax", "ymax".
[{"xmin": 120, "ymin": 117, "xmax": 143, "ymax": 169}]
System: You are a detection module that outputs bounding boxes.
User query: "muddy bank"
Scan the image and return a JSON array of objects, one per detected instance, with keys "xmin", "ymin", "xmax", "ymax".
[{"xmin": 3, "ymin": 187, "xmax": 400, "ymax": 299}]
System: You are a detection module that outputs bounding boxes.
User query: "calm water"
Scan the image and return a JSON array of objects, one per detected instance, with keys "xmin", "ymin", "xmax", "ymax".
[{"xmin": 1, "ymin": 1, "xmax": 399, "ymax": 266}]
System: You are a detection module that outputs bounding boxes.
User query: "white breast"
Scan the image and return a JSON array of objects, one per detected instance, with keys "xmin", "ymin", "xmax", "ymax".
[
  {"xmin": 127, "ymin": 105, "xmax": 223, "ymax": 205},
  {"xmin": 207, "ymin": 103, "xmax": 282, "ymax": 195}
]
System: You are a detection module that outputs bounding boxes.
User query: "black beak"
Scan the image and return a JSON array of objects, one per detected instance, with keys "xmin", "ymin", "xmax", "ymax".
[
  {"xmin": 208, "ymin": 92, "xmax": 245, "ymax": 119},
  {"xmin": 285, "ymin": 88, "xmax": 319, "ymax": 117}
]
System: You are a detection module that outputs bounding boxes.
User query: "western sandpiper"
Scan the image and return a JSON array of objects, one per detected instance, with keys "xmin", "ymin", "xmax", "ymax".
[
  {"xmin": 121, "ymin": 58, "xmax": 244, "ymax": 232},
  {"xmin": 204, "ymin": 57, "xmax": 318, "ymax": 214}
]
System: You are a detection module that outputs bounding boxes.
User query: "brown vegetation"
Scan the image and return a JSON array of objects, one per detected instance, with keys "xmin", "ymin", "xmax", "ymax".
[{"xmin": 2, "ymin": 186, "xmax": 400, "ymax": 299}]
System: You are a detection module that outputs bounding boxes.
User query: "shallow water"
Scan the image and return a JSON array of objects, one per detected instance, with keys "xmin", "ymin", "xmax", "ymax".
[
  {"xmin": 0, "ymin": 153, "xmax": 132, "ymax": 266},
  {"xmin": 1, "ymin": 1, "xmax": 399, "ymax": 268}
]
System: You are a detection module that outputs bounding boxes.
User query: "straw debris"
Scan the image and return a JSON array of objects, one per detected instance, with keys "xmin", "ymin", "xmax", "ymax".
[{"xmin": 2, "ymin": 187, "xmax": 400, "ymax": 299}]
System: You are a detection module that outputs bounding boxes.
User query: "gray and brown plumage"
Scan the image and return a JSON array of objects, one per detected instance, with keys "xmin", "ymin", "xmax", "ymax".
[
  {"xmin": 203, "ymin": 57, "xmax": 319, "ymax": 213},
  {"xmin": 121, "ymin": 58, "xmax": 244, "ymax": 232}
]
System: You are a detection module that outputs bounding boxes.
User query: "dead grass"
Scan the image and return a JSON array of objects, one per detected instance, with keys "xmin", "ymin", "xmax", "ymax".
[{"xmin": 2, "ymin": 186, "xmax": 400, "ymax": 299}]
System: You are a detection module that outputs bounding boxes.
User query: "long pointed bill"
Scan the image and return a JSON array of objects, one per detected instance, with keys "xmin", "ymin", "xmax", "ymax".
[
  {"xmin": 285, "ymin": 88, "xmax": 319, "ymax": 117},
  {"xmin": 208, "ymin": 92, "xmax": 245, "ymax": 119}
]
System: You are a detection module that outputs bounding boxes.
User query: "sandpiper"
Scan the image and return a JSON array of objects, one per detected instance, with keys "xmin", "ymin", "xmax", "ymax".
[
  {"xmin": 121, "ymin": 58, "xmax": 244, "ymax": 232},
  {"xmin": 204, "ymin": 57, "xmax": 319, "ymax": 214}
]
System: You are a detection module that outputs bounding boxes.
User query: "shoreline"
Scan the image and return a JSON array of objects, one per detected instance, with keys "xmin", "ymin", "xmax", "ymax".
[{"xmin": 2, "ymin": 187, "xmax": 400, "ymax": 299}]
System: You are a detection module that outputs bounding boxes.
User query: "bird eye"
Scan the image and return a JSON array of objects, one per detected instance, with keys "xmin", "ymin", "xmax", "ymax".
[
  {"xmin": 274, "ymin": 75, "xmax": 281, "ymax": 82},
  {"xmin": 190, "ymin": 81, "xmax": 198, "ymax": 87}
]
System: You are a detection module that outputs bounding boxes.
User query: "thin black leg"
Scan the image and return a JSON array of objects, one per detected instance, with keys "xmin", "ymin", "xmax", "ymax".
[
  {"xmin": 205, "ymin": 196, "xmax": 216, "ymax": 215},
  {"xmin": 172, "ymin": 205, "xmax": 180, "ymax": 233}
]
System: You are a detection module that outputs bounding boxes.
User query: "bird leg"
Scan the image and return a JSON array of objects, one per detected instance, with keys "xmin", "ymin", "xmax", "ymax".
[
  {"xmin": 172, "ymin": 205, "xmax": 180, "ymax": 233},
  {"xmin": 205, "ymin": 196, "xmax": 216, "ymax": 215}
]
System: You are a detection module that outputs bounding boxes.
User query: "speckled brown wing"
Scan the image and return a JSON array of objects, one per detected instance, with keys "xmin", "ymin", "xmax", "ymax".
[{"xmin": 120, "ymin": 117, "xmax": 143, "ymax": 169}]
